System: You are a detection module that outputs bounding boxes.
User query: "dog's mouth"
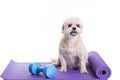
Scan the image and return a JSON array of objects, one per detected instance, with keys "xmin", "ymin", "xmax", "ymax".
[{"xmin": 70, "ymin": 31, "xmax": 78, "ymax": 36}]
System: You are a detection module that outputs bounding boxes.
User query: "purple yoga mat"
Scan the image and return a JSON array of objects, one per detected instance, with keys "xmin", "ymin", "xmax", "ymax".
[
  {"xmin": 88, "ymin": 51, "xmax": 111, "ymax": 79},
  {"xmin": 1, "ymin": 51, "xmax": 111, "ymax": 80}
]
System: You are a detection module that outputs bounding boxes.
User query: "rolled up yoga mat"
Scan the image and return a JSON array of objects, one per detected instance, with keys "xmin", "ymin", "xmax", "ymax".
[{"xmin": 88, "ymin": 51, "xmax": 111, "ymax": 79}]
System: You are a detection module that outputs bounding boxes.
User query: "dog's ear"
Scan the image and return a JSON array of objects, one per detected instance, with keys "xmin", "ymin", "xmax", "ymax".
[
  {"xmin": 62, "ymin": 25, "xmax": 64, "ymax": 34},
  {"xmin": 62, "ymin": 25, "xmax": 64, "ymax": 30}
]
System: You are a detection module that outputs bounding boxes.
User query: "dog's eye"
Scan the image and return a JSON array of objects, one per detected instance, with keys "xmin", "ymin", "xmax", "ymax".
[
  {"xmin": 68, "ymin": 24, "xmax": 72, "ymax": 28},
  {"xmin": 76, "ymin": 24, "xmax": 80, "ymax": 28}
]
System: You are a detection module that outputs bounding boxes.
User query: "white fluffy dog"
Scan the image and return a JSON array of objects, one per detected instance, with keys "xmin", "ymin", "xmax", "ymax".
[{"xmin": 52, "ymin": 17, "xmax": 88, "ymax": 73}]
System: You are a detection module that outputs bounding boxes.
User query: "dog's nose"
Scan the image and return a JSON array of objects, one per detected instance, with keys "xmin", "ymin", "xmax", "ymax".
[{"xmin": 72, "ymin": 27, "xmax": 76, "ymax": 30}]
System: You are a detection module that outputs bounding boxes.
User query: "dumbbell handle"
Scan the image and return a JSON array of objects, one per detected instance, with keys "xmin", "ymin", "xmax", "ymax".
[{"xmin": 38, "ymin": 67, "xmax": 44, "ymax": 72}]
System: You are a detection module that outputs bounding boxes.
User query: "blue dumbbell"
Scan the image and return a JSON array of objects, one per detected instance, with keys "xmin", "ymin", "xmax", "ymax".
[{"xmin": 29, "ymin": 63, "xmax": 57, "ymax": 78}]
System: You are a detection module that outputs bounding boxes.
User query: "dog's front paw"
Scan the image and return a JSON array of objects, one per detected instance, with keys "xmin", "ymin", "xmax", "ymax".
[
  {"xmin": 59, "ymin": 67, "xmax": 67, "ymax": 72},
  {"xmin": 80, "ymin": 69, "xmax": 88, "ymax": 74}
]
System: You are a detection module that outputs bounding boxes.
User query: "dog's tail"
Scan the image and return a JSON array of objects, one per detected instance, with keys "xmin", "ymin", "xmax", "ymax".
[
  {"xmin": 50, "ymin": 58, "xmax": 60, "ymax": 66},
  {"xmin": 50, "ymin": 58, "xmax": 58, "ymax": 62}
]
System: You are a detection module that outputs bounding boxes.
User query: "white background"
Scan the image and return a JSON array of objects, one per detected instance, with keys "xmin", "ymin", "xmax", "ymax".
[{"xmin": 0, "ymin": 0, "xmax": 120, "ymax": 80}]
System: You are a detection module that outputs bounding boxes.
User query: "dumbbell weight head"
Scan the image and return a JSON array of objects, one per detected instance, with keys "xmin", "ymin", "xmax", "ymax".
[
  {"xmin": 43, "ymin": 64, "xmax": 57, "ymax": 78},
  {"xmin": 29, "ymin": 63, "xmax": 41, "ymax": 75}
]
